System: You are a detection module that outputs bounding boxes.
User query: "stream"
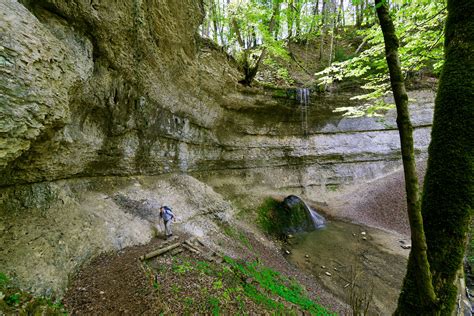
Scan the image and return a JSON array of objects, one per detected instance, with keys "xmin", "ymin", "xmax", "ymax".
[{"xmin": 286, "ymin": 220, "xmax": 409, "ymax": 314}]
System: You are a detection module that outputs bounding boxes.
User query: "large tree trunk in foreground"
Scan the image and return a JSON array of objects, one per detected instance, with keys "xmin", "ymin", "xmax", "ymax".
[
  {"xmin": 374, "ymin": 0, "xmax": 438, "ymax": 314},
  {"xmin": 419, "ymin": 0, "xmax": 473, "ymax": 314}
]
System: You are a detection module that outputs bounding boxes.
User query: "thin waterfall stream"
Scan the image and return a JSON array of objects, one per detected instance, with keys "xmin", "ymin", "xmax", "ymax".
[{"xmin": 297, "ymin": 88, "xmax": 310, "ymax": 136}]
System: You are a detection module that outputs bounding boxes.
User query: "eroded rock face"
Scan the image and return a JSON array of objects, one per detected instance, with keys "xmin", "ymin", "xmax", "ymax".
[
  {"xmin": 0, "ymin": 0, "xmax": 434, "ymax": 296},
  {"xmin": 0, "ymin": 0, "xmax": 93, "ymax": 170},
  {"xmin": 0, "ymin": 174, "xmax": 234, "ymax": 296},
  {"xmin": 1, "ymin": 1, "xmax": 434, "ymax": 189},
  {"xmin": 0, "ymin": 0, "xmax": 239, "ymax": 185}
]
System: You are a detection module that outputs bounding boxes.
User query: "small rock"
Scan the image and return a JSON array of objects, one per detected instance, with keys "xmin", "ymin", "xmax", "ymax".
[
  {"xmin": 352, "ymin": 233, "xmax": 356, "ymax": 236},
  {"xmin": 362, "ymin": 237, "xmax": 367, "ymax": 240},
  {"xmin": 305, "ymin": 254, "xmax": 310, "ymax": 258},
  {"xmin": 285, "ymin": 250, "xmax": 291, "ymax": 255},
  {"xmin": 334, "ymin": 267, "xmax": 338, "ymax": 271},
  {"xmin": 287, "ymin": 234, "xmax": 294, "ymax": 239},
  {"xmin": 321, "ymin": 265, "xmax": 326, "ymax": 269},
  {"xmin": 99, "ymin": 291, "xmax": 105, "ymax": 295},
  {"xmin": 361, "ymin": 231, "xmax": 367, "ymax": 236},
  {"xmin": 325, "ymin": 272, "xmax": 332, "ymax": 276},
  {"xmin": 401, "ymin": 244, "xmax": 412, "ymax": 249}
]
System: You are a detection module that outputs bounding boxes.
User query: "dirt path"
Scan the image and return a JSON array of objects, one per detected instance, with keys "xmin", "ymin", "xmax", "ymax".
[{"xmin": 63, "ymin": 238, "xmax": 165, "ymax": 314}]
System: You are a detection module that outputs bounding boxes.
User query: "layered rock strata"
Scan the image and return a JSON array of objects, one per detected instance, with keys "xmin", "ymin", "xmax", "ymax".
[{"xmin": 0, "ymin": 0, "xmax": 433, "ymax": 295}]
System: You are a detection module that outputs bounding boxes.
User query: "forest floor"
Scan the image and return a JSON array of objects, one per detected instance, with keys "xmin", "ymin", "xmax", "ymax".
[{"xmin": 62, "ymin": 230, "xmax": 347, "ymax": 315}]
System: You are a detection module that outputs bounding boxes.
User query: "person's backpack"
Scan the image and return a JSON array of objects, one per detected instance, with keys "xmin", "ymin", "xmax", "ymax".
[{"xmin": 161, "ymin": 206, "xmax": 174, "ymax": 221}]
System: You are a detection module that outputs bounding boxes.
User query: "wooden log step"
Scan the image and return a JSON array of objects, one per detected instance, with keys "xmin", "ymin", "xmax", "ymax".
[
  {"xmin": 140, "ymin": 242, "xmax": 181, "ymax": 260},
  {"xmin": 182, "ymin": 243, "xmax": 200, "ymax": 254}
]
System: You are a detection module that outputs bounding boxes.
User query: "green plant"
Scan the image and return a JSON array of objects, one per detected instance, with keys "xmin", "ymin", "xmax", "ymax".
[
  {"xmin": 318, "ymin": 0, "xmax": 445, "ymax": 102},
  {"xmin": 196, "ymin": 261, "xmax": 213, "ymax": 275},
  {"xmin": 173, "ymin": 262, "xmax": 193, "ymax": 274},
  {"xmin": 334, "ymin": 47, "xmax": 352, "ymax": 62},
  {"xmin": 0, "ymin": 273, "xmax": 8, "ymax": 287},
  {"xmin": 212, "ymin": 279, "xmax": 223, "ymax": 290},
  {"xmin": 224, "ymin": 257, "xmax": 335, "ymax": 315},
  {"xmin": 208, "ymin": 296, "xmax": 220, "ymax": 316},
  {"xmin": 257, "ymin": 197, "xmax": 313, "ymax": 238},
  {"xmin": 257, "ymin": 197, "xmax": 288, "ymax": 237},
  {"xmin": 184, "ymin": 297, "xmax": 194, "ymax": 306},
  {"xmin": 171, "ymin": 284, "xmax": 181, "ymax": 294},
  {"xmin": 6, "ymin": 293, "xmax": 21, "ymax": 305}
]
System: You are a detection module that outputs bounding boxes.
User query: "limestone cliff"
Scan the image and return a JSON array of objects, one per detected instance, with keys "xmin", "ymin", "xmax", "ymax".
[
  {"xmin": 0, "ymin": 0, "xmax": 434, "ymax": 296},
  {"xmin": 1, "ymin": 0, "xmax": 241, "ymax": 185}
]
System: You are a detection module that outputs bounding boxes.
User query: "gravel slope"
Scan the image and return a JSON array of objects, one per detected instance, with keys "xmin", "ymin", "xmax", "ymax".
[{"xmin": 327, "ymin": 161, "xmax": 427, "ymax": 236}]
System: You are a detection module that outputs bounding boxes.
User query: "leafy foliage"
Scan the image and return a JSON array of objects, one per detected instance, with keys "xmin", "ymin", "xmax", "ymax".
[{"xmin": 318, "ymin": 0, "xmax": 446, "ymax": 102}]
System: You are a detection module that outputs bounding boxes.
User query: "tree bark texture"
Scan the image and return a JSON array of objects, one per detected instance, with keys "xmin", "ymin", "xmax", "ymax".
[
  {"xmin": 374, "ymin": 0, "xmax": 438, "ymax": 314},
  {"xmin": 420, "ymin": 0, "xmax": 474, "ymax": 314}
]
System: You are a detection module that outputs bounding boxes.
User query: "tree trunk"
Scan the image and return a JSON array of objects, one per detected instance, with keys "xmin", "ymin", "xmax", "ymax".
[
  {"xmin": 308, "ymin": 0, "xmax": 319, "ymax": 34},
  {"xmin": 401, "ymin": 0, "xmax": 474, "ymax": 314},
  {"xmin": 327, "ymin": 0, "xmax": 335, "ymax": 66},
  {"xmin": 355, "ymin": 2, "xmax": 361, "ymax": 28},
  {"xmin": 337, "ymin": 0, "xmax": 344, "ymax": 27},
  {"xmin": 272, "ymin": 0, "xmax": 282, "ymax": 39},
  {"xmin": 210, "ymin": 0, "xmax": 219, "ymax": 44},
  {"xmin": 238, "ymin": 2, "xmax": 280, "ymax": 86},
  {"xmin": 319, "ymin": 0, "xmax": 326, "ymax": 61},
  {"xmin": 374, "ymin": 0, "xmax": 438, "ymax": 314},
  {"xmin": 294, "ymin": 0, "xmax": 302, "ymax": 37},
  {"xmin": 231, "ymin": 17, "xmax": 245, "ymax": 48},
  {"xmin": 287, "ymin": 0, "xmax": 294, "ymax": 38}
]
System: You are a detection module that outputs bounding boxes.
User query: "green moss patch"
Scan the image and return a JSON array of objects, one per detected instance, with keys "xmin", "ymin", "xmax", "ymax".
[{"xmin": 257, "ymin": 197, "xmax": 314, "ymax": 238}]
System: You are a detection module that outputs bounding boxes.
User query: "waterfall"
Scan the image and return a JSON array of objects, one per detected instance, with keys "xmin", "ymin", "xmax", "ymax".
[
  {"xmin": 297, "ymin": 88, "xmax": 310, "ymax": 136},
  {"xmin": 283, "ymin": 195, "xmax": 326, "ymax": 231},
  {"xmin": 307, "ymin": 207, "xmax": 326, "ymax": 229},
  {"xmin": 297, "ymin": 88, "xmax": 310, "ymax": 106}
]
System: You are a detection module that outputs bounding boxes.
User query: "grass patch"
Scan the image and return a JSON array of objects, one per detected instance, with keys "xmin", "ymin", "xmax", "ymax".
[
  {"xmin": 225, "ymin": 257, "xmax": 335, "ymax": 315},
  {"xmin": 151, "ymin": 253, "xmax": 334, "ymax": 315}
]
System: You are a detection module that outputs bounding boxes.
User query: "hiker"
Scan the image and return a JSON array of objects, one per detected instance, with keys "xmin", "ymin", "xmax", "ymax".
[{"xmin": 159, "ymin": 205, "xmax": 175, "ymax": 238}]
